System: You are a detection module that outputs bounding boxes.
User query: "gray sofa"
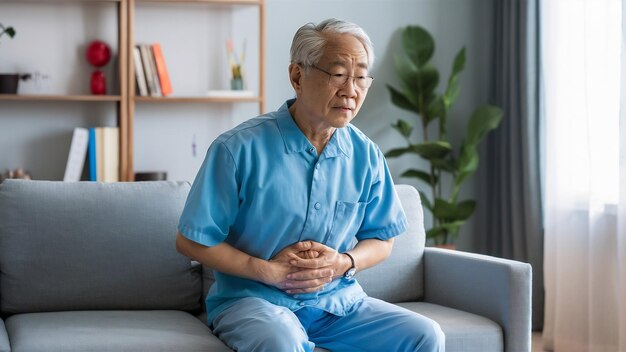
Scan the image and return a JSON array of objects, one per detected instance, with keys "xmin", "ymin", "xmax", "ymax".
[{"xmin": 0, "ymin": 180, "xmax": 531, "ymax": 352}]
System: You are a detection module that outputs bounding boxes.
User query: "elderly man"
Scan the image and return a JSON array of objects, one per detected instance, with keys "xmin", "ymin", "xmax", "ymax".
[{"xmin": 176, "ymin": 18, "xmax": 445, "ymax": 352}]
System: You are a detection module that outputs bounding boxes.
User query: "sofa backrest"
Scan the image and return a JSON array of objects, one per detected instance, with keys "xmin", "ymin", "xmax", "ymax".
[
  {"xmin": 355, "ymin": 184, "xmax": 425, "ymax": 302},
  {"xmin": 0, "ymin": 180, "xmax": 202, "ymax": 314}
]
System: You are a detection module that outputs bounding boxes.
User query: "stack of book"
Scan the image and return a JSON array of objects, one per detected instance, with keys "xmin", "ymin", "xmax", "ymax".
[
  {"xmin": 133, "ymin": 43, "xmax": 172, "ymax": 97},
  {"xmin": 63, "ymin": 127, "xmax": 119, "ymax": 182}
]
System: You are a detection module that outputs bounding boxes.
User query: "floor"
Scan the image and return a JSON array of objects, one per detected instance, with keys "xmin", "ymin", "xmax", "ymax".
[{"xmin": 532, "ymin": 332, "xmax": 543, "ymax": 351}]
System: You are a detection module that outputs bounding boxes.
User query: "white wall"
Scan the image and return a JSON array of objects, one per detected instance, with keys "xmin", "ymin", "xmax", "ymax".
[{"xmin": 0, "ymin": 0, "xmax": 493, "ymax": 246}]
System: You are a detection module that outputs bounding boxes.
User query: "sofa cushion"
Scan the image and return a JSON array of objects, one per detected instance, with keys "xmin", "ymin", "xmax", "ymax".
[
  {"xmin": 0, "ymin": 180, "xmax": 202, "ymax": 313},
  {"xmin": 356, "ymin": 184, "xmax": 425, "ymax": 302},
  {"xmin": 397, "ymin": 302, "xmax": 503, "ymax": 352},
  {"xmin": 5, "ymin": 310, "xmax": 229, "ymax": 352},
  {"xmin": 0, "ymin": 319, "xmax": 9, "ymax": 352}
]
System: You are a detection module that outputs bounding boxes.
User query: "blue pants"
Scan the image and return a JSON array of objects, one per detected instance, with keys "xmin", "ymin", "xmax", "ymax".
[{"xmin": 212, "ymin": 296, "xmax": 445, "ymax": 352}]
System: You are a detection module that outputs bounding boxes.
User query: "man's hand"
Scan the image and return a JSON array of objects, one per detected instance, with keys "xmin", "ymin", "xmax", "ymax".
[
  {"xmin": 280, "ymin": 241, "xmax": 353, "ymax": 295},
  {"xmin": 262, "ymin": 241, "xmax": 335, "ymax": 294},
  {"xmin": 177, "ymin": 232, "xmax": 393, "ymax": 296}
]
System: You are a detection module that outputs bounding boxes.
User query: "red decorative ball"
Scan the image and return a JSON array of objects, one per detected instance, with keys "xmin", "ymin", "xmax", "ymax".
[
  {"xmin": 86, "ymin": 41, "xmax": 111, "ymax": 67},
  {"xmin": 90, "ymin": 71, "xmax": 106, "ymax": 95}
]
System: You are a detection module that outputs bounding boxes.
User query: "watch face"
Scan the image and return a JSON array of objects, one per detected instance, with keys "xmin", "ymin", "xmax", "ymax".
[{"xmin": 345, "ymin": 268, "xmax": 356, "ymax": 279}]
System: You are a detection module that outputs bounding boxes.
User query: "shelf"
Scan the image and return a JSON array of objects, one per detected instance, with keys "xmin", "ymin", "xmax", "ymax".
[
  {"xmin": 134, "ymin": 96, "xmax": 261, "ymax": 103},
  {"xmin": 4, "ymin": 0, "xmax": 123, "ymax": 3},
  {"xmin": 0, "ymin": 94, "xmax": 122, "ymax": 102},
  {"xmin": 136, "ymin": 0, "xmax": 262, "ymax": 4}
]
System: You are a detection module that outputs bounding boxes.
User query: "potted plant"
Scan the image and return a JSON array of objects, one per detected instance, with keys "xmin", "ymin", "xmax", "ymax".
[
  {"xmin": 0, "ymin": 23, "xmax": 29, "ymax": 94},
  {"xmin": 385, "ymin": 25, "xmax": 503, "ymax": 247},
  {"xmin": 0, "ymin": 23, "xmax": 15, "ymax": 41}
]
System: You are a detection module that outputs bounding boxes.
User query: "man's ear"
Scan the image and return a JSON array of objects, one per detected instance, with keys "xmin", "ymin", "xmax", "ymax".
[{"xmin": 289, "ymin": 63, "xmax": 303, "ymax": 94}]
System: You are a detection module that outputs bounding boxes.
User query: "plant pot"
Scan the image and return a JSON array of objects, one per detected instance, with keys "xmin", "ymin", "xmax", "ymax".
[
  {"xmin": 0, "ymin": 74, "xmax": 31, "ymax": 94},
  {"xmin": 433, "ymin": 244, "xmax": 457, "ymax": 250},
  {"xmin": 0, "ymin": 74, "xmax": 19, "ymax": 94},
  {"xmin": 230, "ymin": 78, "xmax": 243, "ymax": 91}
]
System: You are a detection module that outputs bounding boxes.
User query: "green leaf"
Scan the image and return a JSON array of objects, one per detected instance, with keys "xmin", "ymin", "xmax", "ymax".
[
  {"xmin": 455, "ymin": 143, "xmax": 479, "ymax": 186},
  {"xmin": 451, "ymin": 47, "xmax": 466, "ymax": 77},
  {"xmin": 385, "ymin": 147, "xmax": 411, "ymax": 158},
  {"xmin": 432, "ymin": 198, "xmax": 458, "ymax": 219},
  {"xmin": 466, "ymin": 105, "xmax": 503, "ymax": 145},
  {"xmin": 443, "ymin": 48, "xmax": 465, "ymax": 101},
  {"xmin": 394, "ymin": 56, "xmax": 439, "ymax": 115},
  {"xmin": 402, "ymin": 25, "xmax": 434, "ymax": 68},
  {"xmin": 401, "ymin": 169, "xmax": 436, "ymax": 185},
  {"xmin": 440, "ymin": 221, "xmax": 465, "ymax": 236},
  {"xmin": 391, "ymin": 119, "xmax": 413, "ymax": 139},
  {"xmin": 418, "ymin": 190, "xmax": 433, "ymax": 211},
  {"xmin": 440, "ymin": 48, "xmax": 466, "ymax": 132},
  {"xmin": 387, "ymin": 85, "xmax": 417, "ymax": 113},
  {"xmin": 416, "ymin": 64, "xmax": 439, "ymax": 96},
  {"xmin": 409, "ymin": 141, "xmax": 452, "ymax": 160},
  {"xmin": 432, "ymin": 198, "xmax": 475, "ymax": 222},
  {"xmin": 456, "ymin": 200, "xmax": 476, "ymax": 221},
  {"xmin": 426, "ymin": 96, "xmax": 445, "ymax": 121},
  {"xmin": 443, "ymin": 79, "xmax": 460, "ymax": 110},
  {"xmin": 426, "ymin": 226, "xmax": 446, "ymax": 240},
  {"xmin": 394, "ymin": 55, "xmax": 419, "ymax": 97},
  {"xmin": 413, "ymin": 66, "xmax": 440, "ymax": 118},
  {"xmin": 431, "ymin": 157, "xmax": 455, "ymax": 172},
  {"xmin": 5, "ymin": 27, "xmax": 16, "ymax": 38}
]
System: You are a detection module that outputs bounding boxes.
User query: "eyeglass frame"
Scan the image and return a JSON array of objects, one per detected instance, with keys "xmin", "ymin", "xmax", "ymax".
[{"xmin": 306, "ymin": 64, "xmax": 375, "ymax": 89}]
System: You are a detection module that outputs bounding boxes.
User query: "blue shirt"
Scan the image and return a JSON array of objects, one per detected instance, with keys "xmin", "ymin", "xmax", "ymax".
[{"xmin": 178, "ymin": 99, "xmax": 407, "ymax": 324}]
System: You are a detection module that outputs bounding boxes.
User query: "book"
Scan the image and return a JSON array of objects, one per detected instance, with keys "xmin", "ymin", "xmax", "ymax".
[
  {"xmin": 87, "ymin": 127, "xmax": 119, "ymax": 182},
  {"xmin": 151, "ymin": 43, "xmax": 172, "ymax": 96},
  {"xmin": 133, "ymin": 46, "xmax": 148, "ymax": 96},
  {"xmin": 88, "ymin": 128, "xmax": 97, "ymax": 181},
  {"xmin": 147, "ymin": 45, "xmax": 162, "ymax": 97},
  {"xmin": 139, "ymin": 44, "xmax": 159, "ymax": 97},
  {"xmin": 63, "ymin": 127, "xmax": 89, "ymax": 182},
  {"xmin": 95, "ymin": 127, "xmax": 105, "ymax": 182},
  {"xmin": 101, "ymin": 127, "xmax": 119, "ymax": 182},
  {"xmin": 143, "ymin": 44, "xmax": 162, "ymax": 97}
]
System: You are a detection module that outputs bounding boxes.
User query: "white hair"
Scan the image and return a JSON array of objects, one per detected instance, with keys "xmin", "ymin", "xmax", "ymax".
[{"xmin": 290, "ymin": 18, "xmax": 375, "ymax": 71}]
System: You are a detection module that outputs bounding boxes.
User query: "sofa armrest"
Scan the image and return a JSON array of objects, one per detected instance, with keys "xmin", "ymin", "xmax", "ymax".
[{"xmin": 423, "ymin": 247, "xmax": 532, "ymax": 352}]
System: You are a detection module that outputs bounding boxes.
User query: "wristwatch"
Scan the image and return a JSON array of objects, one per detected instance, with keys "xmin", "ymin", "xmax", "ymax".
[{"xmin": 342, "ymin": 252, "xmax": 356, "ymax": 279}]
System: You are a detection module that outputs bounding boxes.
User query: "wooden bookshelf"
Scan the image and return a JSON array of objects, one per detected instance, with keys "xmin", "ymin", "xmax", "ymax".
[
  {"xmin": 2, "ymin": 0, "xmax": 265, "ymax": 182},
  {"xmin": 0, "ymin": 0, "xmax": 130, "ymax": 180},
  {"xmin": 133, "ymin": 96, "xmax": 262, "ymax": 103},
  {"xmin": 126, "ymin": 0, "xmax": 265, "ymax": 181},
  {"xmin": 0, "ymin": 95, "xmax": 122, "ymax": 102}
]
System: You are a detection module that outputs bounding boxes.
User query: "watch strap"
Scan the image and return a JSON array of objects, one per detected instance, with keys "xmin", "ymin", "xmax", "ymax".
[{"xmin": 343, "ymin": 252, "xmax": 356, "ymax": 276}]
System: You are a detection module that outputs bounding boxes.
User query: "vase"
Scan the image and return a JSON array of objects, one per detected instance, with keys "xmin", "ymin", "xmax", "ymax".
[
  {"xmin": 0, "ymin": 74, "xmax": 32, "ymax": 94},
  {"xmin": 90, "ymin": 71, "xmax": 106, "ymax": 95},
  {"xmin": 230, "ymin": 78, "xmax": 243, "ymax": 91},
  {"xmin": 0, "ymin": 74, "xmax": 20, "ymax": 94}
]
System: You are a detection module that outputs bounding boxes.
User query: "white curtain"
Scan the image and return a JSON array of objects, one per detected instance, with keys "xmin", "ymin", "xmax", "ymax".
[{"xmin": 542, "ymin": 0, "xmax": 626, "ymax": 351}]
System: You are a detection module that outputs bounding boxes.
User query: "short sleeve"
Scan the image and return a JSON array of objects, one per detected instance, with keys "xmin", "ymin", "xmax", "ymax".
[
  {"xmin": 177, "ymin": 141, "xmax": 239, "ymax": 247},
  {"xmin": 355, "ymin": 148, "xmax": 407, "ymax": 241}
]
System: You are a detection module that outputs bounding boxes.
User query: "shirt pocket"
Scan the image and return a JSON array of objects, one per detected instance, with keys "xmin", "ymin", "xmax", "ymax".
[{"xmin": 325, "ymin": 201, "xmax": 367, "ymax": 249}]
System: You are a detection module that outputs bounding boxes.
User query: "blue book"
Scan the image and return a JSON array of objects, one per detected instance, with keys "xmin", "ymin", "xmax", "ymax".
[{"xmin": 88, "ymin": 128, "xmax": 97, "ymax": 181}]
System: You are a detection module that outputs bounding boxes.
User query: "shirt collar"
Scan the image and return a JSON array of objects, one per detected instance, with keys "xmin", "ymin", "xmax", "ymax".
[{"xmin": 275, "ymin": 99, "xmax": 352, "ymax": 158}]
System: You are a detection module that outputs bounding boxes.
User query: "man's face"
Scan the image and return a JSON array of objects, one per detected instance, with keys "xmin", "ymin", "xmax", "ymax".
[{"xmin": 291, "ymin": 33, "xmax": 370, "ymax": 129}]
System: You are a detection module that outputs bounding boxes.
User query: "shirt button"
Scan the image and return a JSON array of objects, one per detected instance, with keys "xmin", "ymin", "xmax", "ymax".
[
  {"xmin": 314, "ymin": 202, "xmax": 321, "ymax": 210},
  {"xmin": 309, "ymin": 147, "xmax": 316, "ymax": 153},
  {"xmin": 315, "ymin": 164, "xmax": 320, "ymax": 169},
  {"xmin": 299, "ymin": 302, "xmax": 305, "ymax": 306}
]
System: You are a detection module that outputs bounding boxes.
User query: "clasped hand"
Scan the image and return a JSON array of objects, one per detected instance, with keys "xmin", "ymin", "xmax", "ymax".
[{"xmin": 265, "ymin": 241, "xmax": 344, "ymax": 295}]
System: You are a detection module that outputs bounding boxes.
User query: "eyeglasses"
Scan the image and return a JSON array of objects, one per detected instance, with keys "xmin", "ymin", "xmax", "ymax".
[{"xmin": 310, "ymin": 65, "xmax": 374, "ymax": 89}]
